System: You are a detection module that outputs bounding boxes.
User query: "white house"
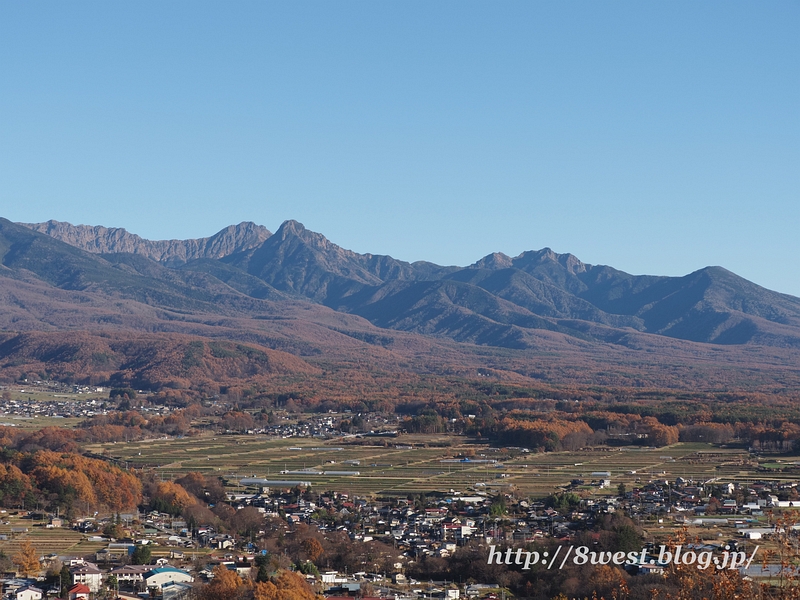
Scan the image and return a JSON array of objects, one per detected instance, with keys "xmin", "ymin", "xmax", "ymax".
[
  {"xmin": 144, "ymin": 567, "xmax": 194, "ymax": 589},
  {"xmin": 70, "ymin": 561, "xmax": 104, "ymax": 593},
  {"xmin": 109, "ymin": 565, "xmax": 151, "ymax": 586},
  {"xmin": 14, "ymin": 586, "xmax": 43, "ymax": 600},
  {"xmin": 321, "ymin": 571, "xmax": 347, "ymax": 585}
]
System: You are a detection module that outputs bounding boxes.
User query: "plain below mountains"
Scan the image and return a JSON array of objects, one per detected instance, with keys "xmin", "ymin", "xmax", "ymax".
[{"xmin": 5, "ymin": 217, "xmax": 800, "ymax": 351}]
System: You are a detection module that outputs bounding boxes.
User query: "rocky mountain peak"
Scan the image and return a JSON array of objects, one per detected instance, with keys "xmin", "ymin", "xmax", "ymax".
[
  {"xmin": 512, "ymin": 248, "xmax": 587, "ymax": 274},
  {"xmin": 276, "ymin": 219, "xmax": 306, "ymax": 237},
  {"xmin": 273, "ymin": 219, "xmax": 355, "ymax": 258},
  {"xmin": 560, "ymin": 253, "xmax": 587, "ymax": 274},
  {"xmin": 471, "ymin": 252, "xmax": 514, "ymax": 270}
]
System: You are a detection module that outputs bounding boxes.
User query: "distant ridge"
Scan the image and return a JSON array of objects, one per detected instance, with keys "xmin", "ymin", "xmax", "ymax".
[
  {"xmin": 20, "ymin": 220, "xmax": 271, "ymax": 265},
  {"xmin": 8, "ymin": 216, "xmax": 800, "ymax": 349}
]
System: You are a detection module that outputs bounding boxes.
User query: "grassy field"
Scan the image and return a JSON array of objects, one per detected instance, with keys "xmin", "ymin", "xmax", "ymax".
[
  {"xmin": 0, "ymin": 415, "xmax": 85, "ymax": 429},
  {"xmin": 85, "ymin": 434, "xmax": 779, "ymax": 498},
  {"xmin": 3, "ymin": 389, "xmax": 108, "ymax": 401}
]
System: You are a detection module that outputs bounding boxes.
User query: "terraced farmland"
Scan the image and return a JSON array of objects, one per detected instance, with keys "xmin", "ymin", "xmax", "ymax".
[
  {"xmin": 87, "ymin": 434, "xmax": 767, "ymax": 498},
  {"xmin": 0, "ymin": 518, "xmax": 107, "ymax": 558}
]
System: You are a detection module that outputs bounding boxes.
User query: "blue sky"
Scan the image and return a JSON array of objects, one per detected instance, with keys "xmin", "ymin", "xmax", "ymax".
[{"xmin": 1, "ymin": 2, "xmax": 798, "ymax": 295}]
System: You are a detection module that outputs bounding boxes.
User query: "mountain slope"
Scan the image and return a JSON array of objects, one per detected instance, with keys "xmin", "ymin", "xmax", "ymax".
[
  {"xmin": 0, "ymin": 218, "xmax": 289, "ymax": 316},
  {"xmin": 441, "ymin": 266, "xmax": 643, "ymax": 329},
  {"xmin": 0, "ymin": 331, "xmax": 318, "ymax": 389},
  {"xmin": 336, "ymin": 279, "xmax": 576, "ymax": 347}
]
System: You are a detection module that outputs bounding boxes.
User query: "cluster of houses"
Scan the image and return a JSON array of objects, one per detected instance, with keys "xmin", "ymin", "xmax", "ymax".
[
  {"xmin": 241, "ymin": 413, "xmax": 399, "ymax": 438},
  {"xmin": 0, "ymin": 388, "xmax": 178, "ymax": 422},
  {"xmin": 1, "ymin": 381, "xmax": 103, "ymax": 395},
  {"xmin": 231, "ymin": 487, "xmax": 560, "ymax": 561},
  {"xmin": 2, "ymin": 560, "xmax": 194, "ymax": 600},
  {"xmin": 223, "ymin": 474, "xmax": 800, "ymax": 559},
  {"xmin": 0, "ymin": 397, "xmax": 110, "ymax": 422},
  {"xmin": 5, "ymin": 473, "xmax": 800, "ymax": 600},
  {"xmin": 73, "ymin": 561, "xmax": 193, "ymax": 595},
  {"xmin": 618, "ymin": 477, "xmax": 800, "ymax": 520}
]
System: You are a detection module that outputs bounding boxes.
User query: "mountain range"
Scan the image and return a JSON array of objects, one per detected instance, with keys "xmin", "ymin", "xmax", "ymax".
[
  {"xmin": 12, "ymin": 217, "xmax": 800, "ymax": 348},
  {"xmin": 2, "ymin": 216, "xmax": 800, "ymax": 390}
]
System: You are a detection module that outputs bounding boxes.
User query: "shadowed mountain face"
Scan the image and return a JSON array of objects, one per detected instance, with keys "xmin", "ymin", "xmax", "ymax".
[
  {"xmin": 9, "ymin": 217, "xmax": 800, "ymax": 349},
  {"xmin": 223, "ymin": 220, "xmax": 455, "ymax": 302}
]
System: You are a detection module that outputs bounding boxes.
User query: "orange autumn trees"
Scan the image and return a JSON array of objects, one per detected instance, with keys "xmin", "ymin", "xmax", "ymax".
[
  {"xmin": 0, "ymin": 463, "xmax": 34, "ymax": 508},
  {"xmin": 148, "ymin": 480, "xmax": 197, "ymax": 514},
  {"xmin": 12, "ymin": 540, "xmax": 40, "ymax": 577},
  {"xmin": 201, "ymin": 565, "xmax": 244, "ymax": 600},
  {"xmin": 3, "ymin": 450, "xmax": 142, "ymax": 513},
  {"xmin": 301, "ymin": 538, "xmax": 324, "ymax": 564},
  {"xmin": 481, "ymin": 408, "xmax": 685, "ymax": 451},
  {"xmin": 154, "ymin": 481, "xmax": 196, "ymax": 509},
  {"xmin": 493, "ymin": 416, "xmax": 594, "ymax": 451},
  {"xmin": 32, "ymin": 451, "xmax": 142, "ymax": 510},
  {"xmin": 251, "ymin": 572, "xmax": 321, "ymax": 600},
  {"xmin": 198, "ymin": 565, "xmax": 320, "ymax": 600},
  {"xmin": 641, "ymin": 416, "xmax": 680, "ymax": 447},
  {"xmin": 31, "ymin": 463, "xmax": 98, "ymax": 507}
]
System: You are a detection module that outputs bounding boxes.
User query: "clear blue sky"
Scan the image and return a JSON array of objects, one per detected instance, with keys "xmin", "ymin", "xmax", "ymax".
[{"xmin": 1, "ymin": 2, "xmax": 798, "ymax": 295}]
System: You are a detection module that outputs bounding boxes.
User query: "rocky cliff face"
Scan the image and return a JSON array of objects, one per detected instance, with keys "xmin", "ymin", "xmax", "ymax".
[{"xmin": 19, "ymin": 220, "xmax": 271, "ymax": 265}]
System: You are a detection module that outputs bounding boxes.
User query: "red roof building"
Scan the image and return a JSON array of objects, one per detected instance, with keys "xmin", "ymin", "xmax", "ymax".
[{"xmin": 67, "ymin": 583, "xmax": 91, "ymax": 600}]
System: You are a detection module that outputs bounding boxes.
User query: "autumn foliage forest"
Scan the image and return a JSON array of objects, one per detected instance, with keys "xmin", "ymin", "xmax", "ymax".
[
  {"xmin": 3, "ymin": 328, "xmax": 800, "ymax": 599},
  {"xmin": 2, "ymin": 365, "xmax": 800, "ymax": 517}
]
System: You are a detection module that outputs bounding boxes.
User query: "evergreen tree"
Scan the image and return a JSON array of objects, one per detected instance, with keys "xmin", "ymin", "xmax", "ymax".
[
  {"xmin": 131, "ymin": 544, "xmax": 152, "ymax": 565},
  {"xmin": 60, "ymin": 564, "xmax": 72, "ymax": 598}
]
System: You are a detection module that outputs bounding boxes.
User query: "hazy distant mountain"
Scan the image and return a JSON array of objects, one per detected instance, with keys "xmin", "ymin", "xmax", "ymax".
[
  {"xmin": 20, "ymin": 219, "xmax": 271, "ymax": 265},
  {"xmin": 8, "ymin": 216, "xmax": 800, "ymax": 349}
]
